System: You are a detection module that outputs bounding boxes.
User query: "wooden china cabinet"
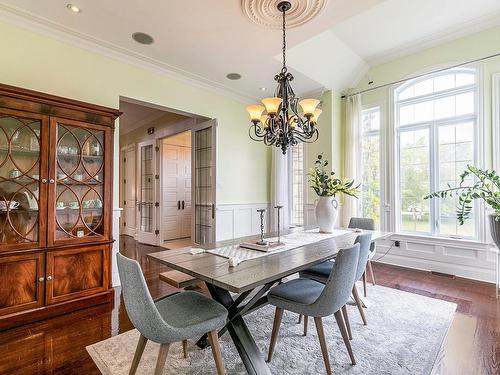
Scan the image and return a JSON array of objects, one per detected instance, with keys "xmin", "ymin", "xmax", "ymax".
[{"xmin": 0, "ymin": 83, "xmax": 120, "ymax": 329}]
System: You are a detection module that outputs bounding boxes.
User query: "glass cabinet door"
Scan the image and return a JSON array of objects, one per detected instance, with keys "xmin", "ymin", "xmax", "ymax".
[
  {"xmin": 0, "ymin": 109, "xmax": 48, "ymax": 250},
  {"xmin": 48, "ymin": 118, "xmax": 110, "ymax": 245}
]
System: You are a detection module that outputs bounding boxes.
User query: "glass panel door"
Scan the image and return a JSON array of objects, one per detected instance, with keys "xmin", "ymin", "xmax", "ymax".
[
  {"xmin": 137, "ymin": 140, "xmax": 158, "ymax": 244},
  {"xmin": 48, "ymin": 118, "xmax": 109, "ymax": 245},
  {"xmin": 194, "ymin": 122, "xmax": 216, "ymax": 246},
  {"xmin": 0, "ymin": 109, "xmax": 48, "ymax": 250}
]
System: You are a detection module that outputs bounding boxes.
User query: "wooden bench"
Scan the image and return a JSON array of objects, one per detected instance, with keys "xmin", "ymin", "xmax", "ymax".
[{"xmin": 159, "ymin": 270, "xmax": 202, "ymax": 289}]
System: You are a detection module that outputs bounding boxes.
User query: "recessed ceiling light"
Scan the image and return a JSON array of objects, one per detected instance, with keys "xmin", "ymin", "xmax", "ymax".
[
  {"xmin": 132, "ymin": 32, "xmax": 154, "ymax": 45},
  {"xmin": 66, "ymin": 4, "xmax": 81, "ymax": 13},
  {"xmin": 226, "ymin": 73, "xmax": 242, "ymax": 80},
  {"xmin": 259, "ymin": 87, "xmax": 267, "ymax": 91}
]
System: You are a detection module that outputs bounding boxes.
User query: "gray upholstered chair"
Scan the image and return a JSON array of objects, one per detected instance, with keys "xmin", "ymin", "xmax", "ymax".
[
  {"xmin": 117, "ymin": 253, "xmax": 228, "ymax": 375},
  {"xmin": 349, "ymin": 217, "xmax": 377, "ymax": 295},
  {"xmin": 266, "ymin": 244, "xmax": 360, "ymax": 375},
  {"xmin": 300, "ymin": 233, "xmax": 373, "ymax": 337}
]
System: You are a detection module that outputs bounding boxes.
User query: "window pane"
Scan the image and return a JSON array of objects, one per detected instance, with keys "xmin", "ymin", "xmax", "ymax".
[
  {"xmin": 456, "ymin": 73, "xmax": 475, "ymax": 87},
  {"xmin": 399, "ymin": 129, "xmax": 430, "ymax": 233},
  {"xmin": 456, "ymin": 92, "xmax": 474, "ymax": 116},
  {"xmin": 434, "ymin": 74, "xmax": 455, "ymax": 92},
  {"xmin": 361, "ymin": 133, "xmax": 380, "ymax": 228},
  {"xmin": 438, "ymin": 123, "xmax": 475, "ymax": 237},
  {"xmin": 413, "ymin": 78, "xmax": 434, "ymax": 97},
  {"xmin": 434, "ymin": 96, "xmax": 455, "ymax": 119},
  {"xmin": 362, "ymin": 107, "xmax": 380, "ymax": 132}
]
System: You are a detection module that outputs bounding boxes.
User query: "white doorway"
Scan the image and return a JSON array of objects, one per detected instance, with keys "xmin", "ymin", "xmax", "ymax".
[{"xmin": 161, "ymin": 131, "xmax": 192, "ymax": 245}]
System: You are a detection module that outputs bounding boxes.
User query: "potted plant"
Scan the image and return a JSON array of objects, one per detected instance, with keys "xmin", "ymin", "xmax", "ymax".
[
  {"xmin": 424, "ymin": 165, "xmax": 500, "ymax": 246},
  {"xmin": 308, "ymin": 154, "xmax": 360, "ymax": 233}
]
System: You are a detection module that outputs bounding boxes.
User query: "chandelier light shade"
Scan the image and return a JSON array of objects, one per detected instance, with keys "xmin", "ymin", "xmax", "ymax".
[{"xmin": 246, "ymin": 1, "xmax": 320, "ymax": 154}]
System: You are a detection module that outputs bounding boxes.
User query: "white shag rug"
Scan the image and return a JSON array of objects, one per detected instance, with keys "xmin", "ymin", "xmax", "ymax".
[{"xmin": 87, "ymin": 284, "xmax": 456, "ymax": 375}]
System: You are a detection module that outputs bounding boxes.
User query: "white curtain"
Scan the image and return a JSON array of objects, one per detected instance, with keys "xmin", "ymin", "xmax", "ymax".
[
  {"xmin": 343, "ymin": 94, "xmax": 362, "ymax": 226},
  {"xmin": 271, "ymin": 147, "xmax": 290, "ymax": 231}
]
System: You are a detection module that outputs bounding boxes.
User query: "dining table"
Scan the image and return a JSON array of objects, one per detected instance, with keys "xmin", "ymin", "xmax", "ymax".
[{"xmin": 148, "ymin": 226, "xmax": 392, "ymax": 375}]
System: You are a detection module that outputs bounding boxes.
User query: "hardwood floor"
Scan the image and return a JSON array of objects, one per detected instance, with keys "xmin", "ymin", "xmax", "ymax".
[{"xmin": 0, "ymin": 235, "xmax": 497, "ymax": 374}]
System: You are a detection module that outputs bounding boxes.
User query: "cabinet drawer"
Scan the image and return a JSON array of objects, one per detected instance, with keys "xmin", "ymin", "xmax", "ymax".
[
  {"xmin": 45, "ymin": 245, "xmax": 110, "ymax": 305},
  {"xmin": 0, "ymin": 253, "xmax": 45, "ymax": 316}
]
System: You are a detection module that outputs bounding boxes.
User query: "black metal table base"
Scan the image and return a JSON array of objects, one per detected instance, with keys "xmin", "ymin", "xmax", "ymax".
[{"xmin": 196, "ymin": 283, "xmax": 275, "ymax": 375}]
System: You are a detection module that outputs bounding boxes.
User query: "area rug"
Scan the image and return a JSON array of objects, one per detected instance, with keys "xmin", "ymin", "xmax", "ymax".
[{"xmin": 87, "ymin": 284, "xmax": 456, "ymax": 374}]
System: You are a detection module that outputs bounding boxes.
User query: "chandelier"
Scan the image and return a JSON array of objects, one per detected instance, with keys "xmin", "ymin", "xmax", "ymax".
[{"xmin": 246, "ymin": 1, "xmax": 321, "ymax": 155}]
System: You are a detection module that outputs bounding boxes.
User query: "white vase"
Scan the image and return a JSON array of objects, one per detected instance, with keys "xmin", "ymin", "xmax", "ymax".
[{"xmin": 315, "ymin": 196, "xmax": 338, "ymax": 233}]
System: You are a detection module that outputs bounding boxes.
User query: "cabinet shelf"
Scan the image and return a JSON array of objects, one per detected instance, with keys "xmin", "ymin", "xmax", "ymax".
[{"xmin": 0, "ymin": 148, "xmax": 40, "ymax": 157}]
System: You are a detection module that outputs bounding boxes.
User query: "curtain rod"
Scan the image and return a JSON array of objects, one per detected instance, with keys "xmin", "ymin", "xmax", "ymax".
[{"xmin": 341, "ymin": 51, "xmax": 500, "ymax": 99}]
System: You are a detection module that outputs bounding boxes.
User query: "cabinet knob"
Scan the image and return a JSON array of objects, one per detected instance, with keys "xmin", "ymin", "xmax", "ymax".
[
  {"xmin": 39, "ymin": 277, "xmax": 45, "ymax": 282},
  {"xmin": 41, "ymin": 178, "xmax": 47, "ymax": 184},
  {"xmin": 49, "ymin": 179, "xmax": 55, "ymax": 184},
  {"xmin": 47, "ymin": 275, "xmax": 53, "ymax": 281}
]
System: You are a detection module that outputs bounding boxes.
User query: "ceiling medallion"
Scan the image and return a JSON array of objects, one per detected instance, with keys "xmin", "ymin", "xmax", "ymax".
[
  {"xmin": 242, "ymin": 0, "xmax": 327, "ymax": 29},
  {"xmin": 246, "ymin": 1, "xmax": 321, "ymax": 155}
]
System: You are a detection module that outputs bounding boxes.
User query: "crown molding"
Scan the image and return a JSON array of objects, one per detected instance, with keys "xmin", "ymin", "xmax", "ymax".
[
  {"xmin": 0, "ymin": 3, "xmax": 257, "ymax": 104},
  {"xmin": 365, "ymin": 11, "xmax": 500, "ymax": 67}
]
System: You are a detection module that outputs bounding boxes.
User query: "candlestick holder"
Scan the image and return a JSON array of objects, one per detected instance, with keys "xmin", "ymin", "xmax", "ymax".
[
  {"xmin": 274, "ymin": 205, "xmax": 284, "ymax": 244},
  {"xmin": 256, "ymin": 208, "xmax": 268, "ymax": 245}
]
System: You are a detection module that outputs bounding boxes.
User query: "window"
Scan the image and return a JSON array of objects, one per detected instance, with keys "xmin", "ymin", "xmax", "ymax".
[
  {"xmin": 395, "ymin": 68, "xmax": 477, "ymax": 238},
  {"xmin": 361, "ymin": 106, "xmax": 382, "ymax": 229},
  {"xmin": 289, "ymin": 142, "xmax": 304, "ymax": 227}
]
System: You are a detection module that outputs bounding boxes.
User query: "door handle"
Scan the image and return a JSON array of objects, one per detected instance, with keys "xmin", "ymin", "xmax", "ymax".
[
  {"xmin": 177, "ymin": 201, "xmax": 181, "ymax": 210},
  {"xmin": 182, "ymin": 200, "xmax": 185, "ymax": 210}
]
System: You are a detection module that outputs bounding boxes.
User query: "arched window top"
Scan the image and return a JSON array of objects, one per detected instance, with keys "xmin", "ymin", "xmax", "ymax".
[{"xmin": 395, "ymin": 68, "xmax": 476, "ymax": 102}]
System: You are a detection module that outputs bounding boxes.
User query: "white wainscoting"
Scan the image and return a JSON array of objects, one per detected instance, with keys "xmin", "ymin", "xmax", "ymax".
[
  {"xmin": 373, "ymin": 235, "xmax": 496, "ymax": 283},
  {"xmin": 216, "ymin": 203, "xmax": 272, "ymax": 241}
]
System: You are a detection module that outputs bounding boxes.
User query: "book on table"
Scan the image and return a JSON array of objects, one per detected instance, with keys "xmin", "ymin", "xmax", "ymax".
[{"xmin": 239, "ymin": 240, "xmax": 285, "ymax": 252}]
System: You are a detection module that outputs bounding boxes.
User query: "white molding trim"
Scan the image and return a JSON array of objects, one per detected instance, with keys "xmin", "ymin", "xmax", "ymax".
[
  {"xmin": 0, "ymin": 3, "xmax": 256, "ymax": 104},
  {"xmin": 112, "ymin": 208, "xmax": 122, "ymax": 287},
  {"xmin": 366, "ymin": 11, "xmax": 500, "ymax": 66}
]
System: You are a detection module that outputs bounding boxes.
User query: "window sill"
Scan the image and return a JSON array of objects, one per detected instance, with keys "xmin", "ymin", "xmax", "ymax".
[{"xmin": 391, "ymin": 232, "xmax": 490, "ymax": 249}]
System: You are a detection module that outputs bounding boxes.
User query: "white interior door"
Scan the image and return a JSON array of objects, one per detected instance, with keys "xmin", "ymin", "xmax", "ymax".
[
  {"xmin": 121, "ymin": 144, "xmax": 136, "ymax": 236},
  {"xmin": 162, "ymin": 138, "xmax": 192, "ymax": 241},
  {"xmin": 193, "ymin": 120, "xmax": 216, "ymax": 247},
  {"xmin": 137, "ymin": 140, "xmax": 158, "ymax": 244}
]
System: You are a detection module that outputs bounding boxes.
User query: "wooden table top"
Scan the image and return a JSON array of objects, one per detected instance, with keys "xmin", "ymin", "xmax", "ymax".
[{"xmin": 148, "ymin": 227, "xmax": 392, "ymax": 294}]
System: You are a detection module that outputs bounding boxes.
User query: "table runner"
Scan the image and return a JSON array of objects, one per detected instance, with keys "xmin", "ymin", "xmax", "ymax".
[{"xmin": 207, "ymin": 228, "xmax": 357, "ymax": 262}]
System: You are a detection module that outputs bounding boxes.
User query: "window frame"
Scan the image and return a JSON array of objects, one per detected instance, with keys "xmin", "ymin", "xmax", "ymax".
[
  {"xmin": 393, "ymin": 67, "xmax": 483, "ymax": 240},
  {"xmin": 360, "ymin": 104, "xmax": 385, "ymax": 230}
]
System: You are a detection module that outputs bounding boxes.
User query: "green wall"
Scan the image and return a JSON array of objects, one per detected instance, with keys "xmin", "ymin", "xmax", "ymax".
[
  {"xmin": 0, "ymin": 20, "xmax": 271, "ymax": 207},
  {"xmin": 305, "ymin": 90, "xmax": 343, "ymax": 204}
]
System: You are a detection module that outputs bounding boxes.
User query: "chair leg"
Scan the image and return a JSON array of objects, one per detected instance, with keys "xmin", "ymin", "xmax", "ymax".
[
  {"xmin": 208, "ymin": 330, "xmax": 225, "ymax": 375},
  {"xmin": 314, "ymin": 317, "xmax": 332, "ymax": 375},
  {"xmin": 341, "ymin": 305, "xmax": 352, "ymax": 340},
  {"xmin": 154, "ymin": 343, "xmax": 170, "ymax": 375},
  {"xmin": 334, "ymin": 311, "xmax": 356, "ymax": 365},
  {"xmin": 129, "ymin": 334, "xmax": 148, "ymax": 375},
  {"xmin": 182, "ymin": 340, "xmax": 188, "ymax": 359},
  {"xmin": 362, "ymin": 271, "xmax": 367, "ymax": 297},
  {"xmin": 303, "ymin": 315, "xmax": 308, "ymax": 336},
  {"xmin": 267, "ymin": 307, "xmax": 284, "ymax": 363},
  {"xmin": 367, "ymin": 260, "xmax": 376, "ymax": 286},
  {"xmin": 298, "ymin": 314, "xmax": 302, "ymax": 324},
  {"xmin": 352, "ymin": 285, "xmax": 367, "ymax": 325}
]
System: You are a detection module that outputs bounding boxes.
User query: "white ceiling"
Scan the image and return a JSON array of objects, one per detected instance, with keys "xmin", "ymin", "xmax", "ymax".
[
  {"xmin": 119, "ymin": 101, "xmax": 188, "ymax": 134},
  {"xmin": 1, "ymin": 0, "xmax": 500, "ymax": 101}
]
